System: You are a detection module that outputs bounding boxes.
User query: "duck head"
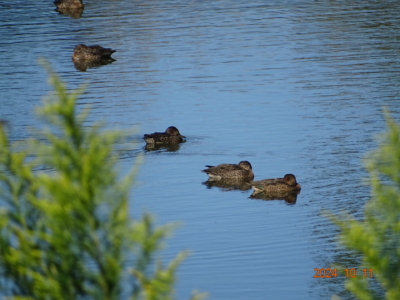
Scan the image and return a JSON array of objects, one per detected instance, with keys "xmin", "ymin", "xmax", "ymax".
[
  {"xmin": 238, "ymin": 161, "xmax": 252, "ymax": 170},
  {"xmin": 166, "ymin": 126, "xmax": 185, "ymax": 138},
  {"xmin": 283, "ymin": 174, "xmax": 297, "ymax": 186}
]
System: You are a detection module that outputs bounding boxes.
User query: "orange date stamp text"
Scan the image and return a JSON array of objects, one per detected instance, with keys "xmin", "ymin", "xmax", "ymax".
[{"xmin": 313, "ymin": 268, "xmax": 373, "ymax": 278}]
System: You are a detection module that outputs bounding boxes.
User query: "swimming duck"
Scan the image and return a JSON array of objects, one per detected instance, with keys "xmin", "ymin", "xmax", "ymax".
[
  {"xmin": 202, "ymin": 161, "xmax": 254, "ymax": 181},
  {"xmin": 143, "ymin": 126, "xmax": 186, "ymax": 144},
  {"xmin": 54, "ymin": 0, "xmax": 84, "ymax": 9},
  {"xmin": 72, "ymin": 45, "xmax": 116, "ymax": 63},
  {"xmin": 251, "ymin": 174, "xmax": 301, "ymax": 195}
]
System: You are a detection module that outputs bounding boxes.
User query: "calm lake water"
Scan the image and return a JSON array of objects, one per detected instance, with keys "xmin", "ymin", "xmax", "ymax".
[{"xmin": 1, "ymin": 1, "xmax": 400, "ymax": 299}]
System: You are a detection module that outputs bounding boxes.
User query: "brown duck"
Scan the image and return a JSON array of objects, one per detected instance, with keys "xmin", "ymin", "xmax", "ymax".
[
  {"xmin": 251, "ymin": 174, "xmax": 301, "ymax": 195},
  {"xmin": 143, "ymin": 126, "xmax": 186, "ymax": 144},
  {"xmin": 202, "ymin": 161, "xmax": 254, "ymax": 181},
  {"xmin": 54, "ymin": 0, "xmax": 84, "ymax": 9},
  {"xmin": 72, "ymin": 44, "xmax": 116, "ymax": 63}
]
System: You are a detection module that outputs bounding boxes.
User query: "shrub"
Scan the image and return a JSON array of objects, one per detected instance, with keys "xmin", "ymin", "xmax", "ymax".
[
  {"xmin": 0, "ymin": 62, "xmax": 206, "ymax": 300},
  {"xmin": 329, "ymin": 109, "xmax": 400, "ymax": 300}
]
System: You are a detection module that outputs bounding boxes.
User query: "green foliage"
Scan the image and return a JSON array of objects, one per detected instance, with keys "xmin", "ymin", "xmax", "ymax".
[
  {"xmin": 0, "ymin": 62, "xmax": 206, "ymax": 300},
  {"xmin": 329, "ymin": 109, "xmax": 400, "ymax": 300}
]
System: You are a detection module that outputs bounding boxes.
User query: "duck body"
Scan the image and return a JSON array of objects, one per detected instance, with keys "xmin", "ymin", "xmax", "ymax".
[
  {"xmin": 143, "ymin": 126, "xmax": 185, "ymax": 144},
  {"xmin": 251, "ymin": 174, "xmax": 301, "ymax": 195},
  {"xmin": 202, "ymin": 161, "xmax": 254, "ymax": 181},
  {"xmin": 72, "ymin": 44, "xmax": 116, "ymax": 63},
  {"xmin": 54, "ymin": 0, "xmax": 84, "ymax": 9}
]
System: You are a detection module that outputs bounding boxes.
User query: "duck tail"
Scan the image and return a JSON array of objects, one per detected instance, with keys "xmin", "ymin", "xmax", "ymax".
[{"xmin": 252, "ymin": 185, "xmax": 263, "ymax": 194}]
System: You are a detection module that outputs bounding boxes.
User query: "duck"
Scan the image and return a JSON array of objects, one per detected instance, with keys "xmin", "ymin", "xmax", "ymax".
[
  {"xmin": 202, "ymin": 161, "xmax": 254, "ymax": 181},
  {"xmin": 251, "ymin": 174, "xmax": 301, "ymax": 195},
  {"xmin": 54, "ymin": 0, "xmax": 84, "ymax": 9},
  {"xmin": 72, "ymin": 44, "xmax": 116, "ymax": 63},
  {"xmin": 143, "ymin": 126, "xmax": 186, "ymax": 144}
]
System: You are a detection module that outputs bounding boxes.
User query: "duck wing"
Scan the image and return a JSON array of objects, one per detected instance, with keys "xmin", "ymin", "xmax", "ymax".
[
  {"xmin": 253, "ymin": 178, "xmax": 286, "ymax": 186},
  {"xmin": 202, "ymin": 164, "xmax": 245, "ymax": 175},
  {"xmin": 89, "ymin": 45, "xmax": 116, "ymax": 57},
  {"xmin": 143, "ymin": 132, "xmax": 164, "ymax": 138}
]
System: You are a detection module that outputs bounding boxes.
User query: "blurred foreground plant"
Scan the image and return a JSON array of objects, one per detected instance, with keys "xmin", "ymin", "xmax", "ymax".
[
  {"xmin": 329, "ymin": 109, "xmax": 400, "ymax": 300},
  {"xmin": 0, "ymin": 62, "xmax": 206, "ymax": 300}
]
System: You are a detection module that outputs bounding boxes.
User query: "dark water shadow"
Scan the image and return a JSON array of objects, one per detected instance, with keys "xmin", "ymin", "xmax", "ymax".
[
  {"xmin": 55, "ymin": 7, "xmax": 84, "ymax": 19},
  {"xmin": 0, "ymin": 120, "xmax": 9, "ymax": 128},
  {"xmin": 202, "ymin": 179, "xmax": 252, "ymax": 192},
  {"xmin": 249, "ymin": 190, "xmax": 300, "ymax": 205},
  {"xmin": 143, "ymin": 142, "xmax": 182, "ymax": 153},
  {"xmin": 73, "ymin": 58, "xmax": 116, "ymax": 72}
]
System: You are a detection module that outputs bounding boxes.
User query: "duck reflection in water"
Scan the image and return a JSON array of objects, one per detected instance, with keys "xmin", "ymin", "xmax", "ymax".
[
  {"xmin": 144, "ymin": 143, "xmax": 182, "ymax": 153},
  {"xmin": 54, "ymin": 0, "xmax": 84, "ymax": 18},
  {"xmin": 72, "ymin": 44, "xmax": 116, "ymax": 71},
  {"xmin": 249, "ymin": 189, "xmax": 300, "ymax": 204},
  {"xmin": 202, "ymin": 178, "xmax": 252, "ymax": 191}
]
